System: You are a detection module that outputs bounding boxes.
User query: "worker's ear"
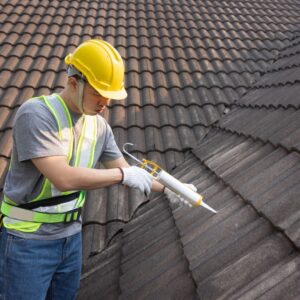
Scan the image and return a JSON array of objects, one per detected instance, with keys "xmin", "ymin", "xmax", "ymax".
[{"xmin": 67, "ymin": 76, "xmax": 79, "ymax": 91}]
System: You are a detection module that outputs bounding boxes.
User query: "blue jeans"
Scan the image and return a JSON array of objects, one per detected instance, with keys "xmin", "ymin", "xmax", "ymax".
[{"xmin": 0, "ymin": 228, "xmax": 82, "ymax": 300}]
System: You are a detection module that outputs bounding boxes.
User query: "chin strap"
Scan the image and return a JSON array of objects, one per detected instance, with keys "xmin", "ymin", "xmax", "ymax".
[
  {"xmin": 67, "ymin": 65, "xmax": 86, "ymax": 114},
  {"xmin": 77, "ymin": 79, "xmax": 85, "ymax": 114}
]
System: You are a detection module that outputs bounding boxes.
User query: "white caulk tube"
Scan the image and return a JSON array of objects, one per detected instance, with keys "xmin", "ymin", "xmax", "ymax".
[
  {"xmin": 156, "ymin": 170, "xmax": 217, "ymax": 213},
  {"xmin": 122, "ymin": 143, "xmax": 217, "ymax": 213}
]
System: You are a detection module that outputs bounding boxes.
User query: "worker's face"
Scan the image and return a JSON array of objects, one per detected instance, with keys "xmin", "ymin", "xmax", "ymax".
[{"xmin": 83, "ymin": 82, "xmax": 111, "ymax": 115}]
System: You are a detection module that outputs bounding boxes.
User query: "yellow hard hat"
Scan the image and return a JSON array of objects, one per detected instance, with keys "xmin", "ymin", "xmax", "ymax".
[{"xmin": 65, "ymin": 39, "xmax": 127, "ymax": 100}]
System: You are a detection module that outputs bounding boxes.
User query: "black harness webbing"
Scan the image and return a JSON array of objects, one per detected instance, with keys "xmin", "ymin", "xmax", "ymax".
[{"xmin": 19, "ymin": 192, "xmax": 81, "ymax": 210}]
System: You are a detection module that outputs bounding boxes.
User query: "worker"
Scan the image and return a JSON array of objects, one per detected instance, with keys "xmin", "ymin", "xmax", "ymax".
[{"xmin": 0, "ymin": 39, "xmax": 194, "ymax": 300}]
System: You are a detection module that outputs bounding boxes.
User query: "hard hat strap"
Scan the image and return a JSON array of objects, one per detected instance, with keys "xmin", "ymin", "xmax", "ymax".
[
  {"xmin": 77, "ymin": 79, "xmax": 85, "ymax": 114},
  {"xmin": 67, "ymin": 65, "xmax": 86, "ymax": 114}
]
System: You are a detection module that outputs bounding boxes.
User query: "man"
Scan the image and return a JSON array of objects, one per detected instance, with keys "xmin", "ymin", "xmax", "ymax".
[{"xmin": 0, "ymin": 39, "xmax": 194, "ymax": 300}]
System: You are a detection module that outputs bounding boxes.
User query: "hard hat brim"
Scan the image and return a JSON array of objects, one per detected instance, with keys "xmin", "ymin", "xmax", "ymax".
[{"xmin": 95, "ymin": 86, "xmax": 127, "ymax": 100}]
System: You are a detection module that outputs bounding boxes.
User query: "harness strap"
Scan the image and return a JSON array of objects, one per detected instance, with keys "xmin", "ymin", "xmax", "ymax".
[
  {"xmin": 19, "ymin": 192, "xmax": 80, "ymax": 210},
  {"xmin": 1, "ymin": 192, "xmax": 84, "ymax": 224},
  {"xmin": 1, "ymin": 201, "xmax": 82, "ymax": 224}
]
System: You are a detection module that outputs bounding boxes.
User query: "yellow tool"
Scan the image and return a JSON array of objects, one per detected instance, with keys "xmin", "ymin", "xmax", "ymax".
[{"xmin": 123, "ymin": 143, "xmax": 217, "ymax": 213}]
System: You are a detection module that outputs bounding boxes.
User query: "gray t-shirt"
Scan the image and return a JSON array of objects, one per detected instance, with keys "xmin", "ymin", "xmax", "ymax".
[{"xmin": 3, "ymin": 95, "xmax": 122, "ymax": 240}]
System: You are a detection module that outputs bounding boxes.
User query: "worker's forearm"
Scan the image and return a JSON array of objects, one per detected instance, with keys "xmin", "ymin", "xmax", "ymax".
[
  {"xmin": 32, "ymin": 155, "xmax": 164, "ymax": 194},
  {"xmin": 58, "ymin": 166, "xmax": 123, "ymax": 191},
  {"xmin": 151, "ymin": 179, "xmax": 165, "ymax": 193},
  {"xmin": 63, "ymin": 166, "xmax": 165, "ymax": 193}
]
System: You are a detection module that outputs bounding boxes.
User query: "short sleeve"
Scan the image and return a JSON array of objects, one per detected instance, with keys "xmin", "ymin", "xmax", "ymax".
[
  {"xmin": 14, "ymin": 101, "xmax": 66, "ymax": 162},
  {"xmin": 100, "ymin": 122, "xmax": 123, "ymax": 162}
]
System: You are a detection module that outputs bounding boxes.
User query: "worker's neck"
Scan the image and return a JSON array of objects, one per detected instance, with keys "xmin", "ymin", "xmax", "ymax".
[{"xmin": 59, "ymin": 89, "xmax": 82, "ymax": 115}]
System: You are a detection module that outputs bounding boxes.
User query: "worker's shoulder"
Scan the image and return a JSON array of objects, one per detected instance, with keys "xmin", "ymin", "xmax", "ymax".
[
  {"xmin": 16, "ymin": 96, "xmax": 54, "ymax": 122},
  {"xmin": 18, "ymin": 96, "xmax": 48, "ymax": 112}
]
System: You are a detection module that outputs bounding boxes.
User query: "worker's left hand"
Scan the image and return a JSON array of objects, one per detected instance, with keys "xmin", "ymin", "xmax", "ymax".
[{"xmin": 164, "ymin": 184, "xmax": 197, "ymax": 207}]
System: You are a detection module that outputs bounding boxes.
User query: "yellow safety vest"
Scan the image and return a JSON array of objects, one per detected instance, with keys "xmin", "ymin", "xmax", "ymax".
[{"xmin": 1, "ymin": 94, "xmax": 97, "ymax": 232}]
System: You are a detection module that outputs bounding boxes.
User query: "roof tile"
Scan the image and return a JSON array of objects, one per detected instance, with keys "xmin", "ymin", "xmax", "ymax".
[
  {"xmin": 197, "ymin": 234, "xmax": 293, "ymax": 299},
  {"xmin": 218, "ymin": 108, "xmax": 300, "ymax": 151},
  {"xmin": 0, "ymin": 130, "xmax": 12, "ymax": 158},
  {"xmin": 119, "ymin": 197, "xmax": 197, "ymax": 299},
  {"xmin": 0, "ymin": 106, "xmax": 16, "ymax": 131},
  {"xmin": 231, "ymin": 254, "xmax": 300, "ymax": 299},
  {"xmin": 0, "ymin": 157, "xmax": 9, "ymax": 188}
]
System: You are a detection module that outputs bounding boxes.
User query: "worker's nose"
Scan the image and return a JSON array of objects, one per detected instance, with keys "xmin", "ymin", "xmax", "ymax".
[{"xmin": 99, "ymin": 97, "xmax": 110, "ymax": 106}]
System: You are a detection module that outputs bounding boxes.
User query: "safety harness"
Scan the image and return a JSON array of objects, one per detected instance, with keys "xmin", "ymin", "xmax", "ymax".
[
  {"xmin": 0, "ymin": 94, "xmax": 97, "ymax": 230},
  {"xmin": 1, "ymin": 192, "xmax": 84, "ymax": 224}
]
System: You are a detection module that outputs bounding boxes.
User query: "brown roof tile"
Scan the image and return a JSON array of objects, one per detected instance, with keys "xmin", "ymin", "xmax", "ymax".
[
  {"xmin": 0, "ymin": 107, "xmax": 15, "ymax": 131},
  {"xmin": 0, "ymin": 157, "xmax": 9, "ymax": 188},
  {"xmin": 0, "ymin": 130, "xmax": 12, "ymax": 158}
]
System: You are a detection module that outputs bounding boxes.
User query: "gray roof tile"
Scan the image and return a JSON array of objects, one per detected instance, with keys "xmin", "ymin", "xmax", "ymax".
[
  {"xmin": 78, "ymin": 240, "xmax": 121, "ymax": 300},
  {"xmin": 119, "ymin": 197, "xmax": 197, "ymax": 299},
  {"xmin": 230, "ymin": 254, "xmax": 300, "ymax": 300},
  {"xmin": 218, "ymin": 108, "xmax": 300, "ymax": 151},
  {"xmin": 192, "ymin": 217, "xmax": 273, "ymax": 281},
  {"xmin": 197, "ymin": 234, "xmax": 294, "ymax": 299},
  {"xmin": 192, "ymin": 122, "xmax": 300, "ymax": 248},
  {"xmin": 153, "ymin": 148, "xmax": 300, "ymax": 299}
]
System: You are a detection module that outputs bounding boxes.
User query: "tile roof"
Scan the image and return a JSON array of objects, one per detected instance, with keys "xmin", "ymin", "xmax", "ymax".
[
  {"xmin": 164, "ymin": 152, "xmax": 300, "ymax": 299},
  {"xmin": 1, "ymin": 0, "xmax": 300, "ymax": 298},
  {"xmin": 109, "ymin": 35, "xmax": 300, "ymax": 294},
  {"xmin": 202, "ymin": 37, "xmax": 300, "ymax": 250}
]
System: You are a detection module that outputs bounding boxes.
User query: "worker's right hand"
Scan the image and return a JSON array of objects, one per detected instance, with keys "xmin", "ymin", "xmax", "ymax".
[{"xmin": 121, "ymin": 166, "xmax": 153, "ymax": 196}]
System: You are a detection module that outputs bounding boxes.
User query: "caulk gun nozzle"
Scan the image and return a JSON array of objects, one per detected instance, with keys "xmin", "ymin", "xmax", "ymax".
[{"xmin": 201, "ymin": 201, "xmax": 217, "ymax": 214}]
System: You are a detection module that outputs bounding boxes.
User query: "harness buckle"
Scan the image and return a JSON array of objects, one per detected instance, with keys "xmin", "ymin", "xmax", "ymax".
[
  {"xmin": 63, "ymin": 207, "xmax": 82, "ymax": 224},
  {"xmin": 0, "ymin": 213, "xmax": 3, "ymax": 228}
]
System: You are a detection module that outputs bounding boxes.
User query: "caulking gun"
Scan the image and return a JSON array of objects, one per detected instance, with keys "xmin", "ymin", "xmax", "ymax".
[{"xmin": 122, "ymin": 143, "xmax": 217, "ymax": 214}]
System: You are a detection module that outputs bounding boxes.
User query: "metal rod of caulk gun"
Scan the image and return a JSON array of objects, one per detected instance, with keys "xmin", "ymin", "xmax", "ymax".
[
  {"xmin": 122, "ymin": 143, "xmax": 142, "ymax": 165},
  {"xmin": 122, "ymin": 143, "xmax": 160, "ymax": 175}
]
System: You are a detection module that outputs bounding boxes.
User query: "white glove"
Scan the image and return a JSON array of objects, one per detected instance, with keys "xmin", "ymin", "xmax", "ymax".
[
  {"xmin": 122, "ymin": 166, "xmax": 153, "ymax": 196},
  {"xmin": 164, "ymin": 184, "xmax": 197, "ymax": 207}
]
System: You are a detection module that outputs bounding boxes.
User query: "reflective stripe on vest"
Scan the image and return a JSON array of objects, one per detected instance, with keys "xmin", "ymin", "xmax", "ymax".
[{"xmin": 2, "ymin": 94, "xmax": 97, "ymax": 227}]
